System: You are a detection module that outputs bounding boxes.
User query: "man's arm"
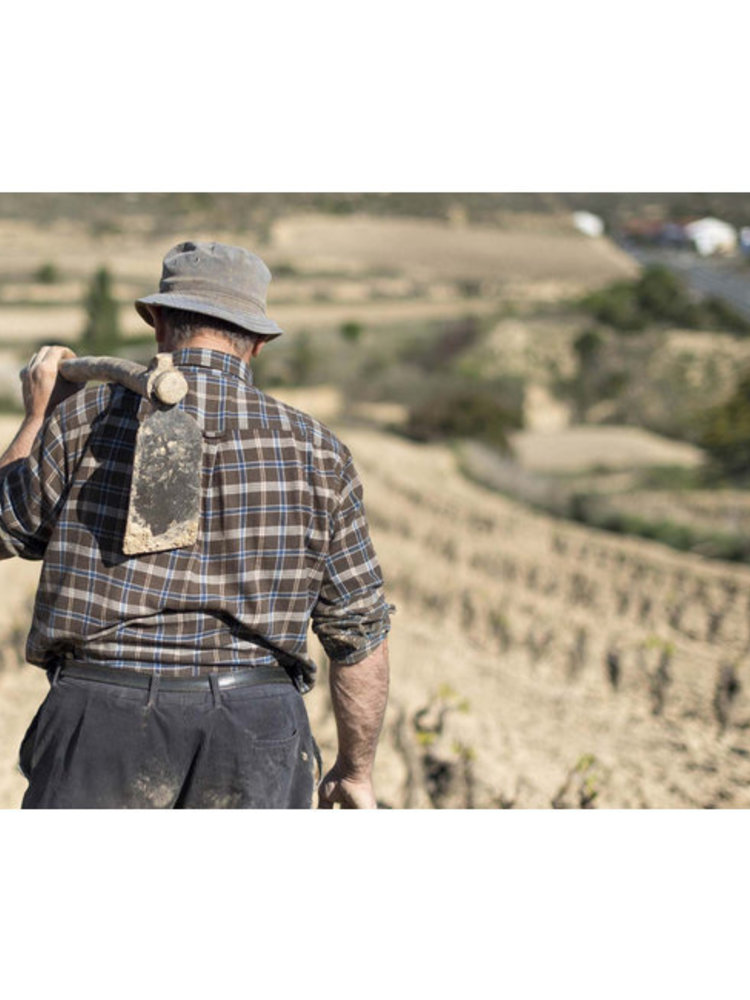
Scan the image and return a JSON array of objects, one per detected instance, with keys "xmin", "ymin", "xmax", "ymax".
[
  {"xmin": 312, "ymin": 444, "xmax": 394, "ymax": 808},
  {"xmin": 318, "ymin": 639, "xmax": 389, "ymax": 809},
  {"xmin": 0, "ymin": 416, "xmax": 45, "ymax": 470},
  {"xmin": 0, "ymin": 345, "xmax": 79, "ymax": 470}
]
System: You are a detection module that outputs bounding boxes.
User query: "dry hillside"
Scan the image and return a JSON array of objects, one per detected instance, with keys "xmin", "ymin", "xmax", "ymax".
[
  {"xmin": 308, "ymin": 428, "xmax": 750, "ymax": 809},
  {"xmin": 1, "ymin": 413, "xmax": 748, "ymax": 809}
]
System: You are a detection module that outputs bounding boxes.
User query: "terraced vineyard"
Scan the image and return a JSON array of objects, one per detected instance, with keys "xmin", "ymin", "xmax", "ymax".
[
  {"xmin": 3, "ymin": 423, "xmax": 750, "ymax": 808},
  {"xmin": 307, "ymin": 429, "xmax": 750, "ymax": 808}
]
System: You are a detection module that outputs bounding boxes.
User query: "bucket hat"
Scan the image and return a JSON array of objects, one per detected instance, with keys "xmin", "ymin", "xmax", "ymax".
[{"xmin": 135, "ymin": 240, "xmax": 283, "ymax": 339}]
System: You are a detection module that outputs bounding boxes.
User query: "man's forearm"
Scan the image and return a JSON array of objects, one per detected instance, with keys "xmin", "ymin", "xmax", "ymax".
[
  {"xmin": 329, "ymin": 639, "xmax": 389, "ymax": 779},
  {"xmin": 0, "ymin": 416, "xmax": 43, "ymax": 471}
]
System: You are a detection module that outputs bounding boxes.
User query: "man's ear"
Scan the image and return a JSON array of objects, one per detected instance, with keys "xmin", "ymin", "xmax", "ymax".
[
  {"xmin": 250, "ymin": 337, "xmax": 267, "ymax": 359},
  {"xmin": 149, "ymin": 306, "xmax": 168, "ymax": 350}
]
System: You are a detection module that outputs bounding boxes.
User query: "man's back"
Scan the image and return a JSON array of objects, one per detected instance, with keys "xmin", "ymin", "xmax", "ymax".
[{"xmin": 0, "ymin": 346, "xmax": 390, "ymax": 689}]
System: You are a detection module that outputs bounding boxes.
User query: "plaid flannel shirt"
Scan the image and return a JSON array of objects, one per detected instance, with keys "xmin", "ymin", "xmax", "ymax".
[{"xmin": 0, "ymin": 348, "xmax": 392, "ymax": 690}]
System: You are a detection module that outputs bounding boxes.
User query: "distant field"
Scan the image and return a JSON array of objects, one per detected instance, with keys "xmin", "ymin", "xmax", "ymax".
[
  {"xmin": 271, "ymin": 213, "xmax": 639, "ymax": 285},
  {"xmin": 509, "ymin": 426, "xmax": 705, "ymax": 473}
]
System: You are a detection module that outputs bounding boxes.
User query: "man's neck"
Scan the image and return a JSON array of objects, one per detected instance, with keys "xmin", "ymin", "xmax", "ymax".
[{"xmin": 172, "ymin": 332, "xmax": 254, "ymax": 366}]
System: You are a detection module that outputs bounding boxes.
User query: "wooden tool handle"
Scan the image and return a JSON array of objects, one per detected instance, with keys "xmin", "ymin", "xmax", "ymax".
[{"xmin": 59, "ymin": 354, "xmax": 188, "ymax": 405}]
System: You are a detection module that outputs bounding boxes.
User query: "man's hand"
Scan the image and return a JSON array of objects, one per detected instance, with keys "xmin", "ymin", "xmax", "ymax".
[
  {"xmin": 318, "ymin": 759, "xmax": 377, "ymax": 809},
  {"xmin": 317, "ymin": 640, "xmax": 389, "ymax": 810},
  {"xmin": 20, "ymin": 345, "xmax": 80, "ymax": 421},
  {"xmin": 0, "ymin": 346, "xmax": 80, "ymax": 471}
]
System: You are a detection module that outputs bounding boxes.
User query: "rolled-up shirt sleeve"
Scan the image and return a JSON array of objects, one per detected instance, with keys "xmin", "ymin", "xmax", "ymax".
[
  {"xmin": 312, "ymin": 450, "xmax": 394, "ymax": 665},
  {"xmin": 0, "ymin": 413, "xmax": 68, "ymax": 560}
]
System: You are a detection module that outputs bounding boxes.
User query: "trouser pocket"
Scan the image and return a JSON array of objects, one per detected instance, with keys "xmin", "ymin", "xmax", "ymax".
[{"xmin": 18, "ymin": 686, "xmax": 57, "ymax": 781}]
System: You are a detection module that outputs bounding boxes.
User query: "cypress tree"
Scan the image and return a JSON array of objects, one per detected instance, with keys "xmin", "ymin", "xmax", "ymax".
[{"xmin": 81, "ymin": 267, "xmax": 121, "ymax": 355}]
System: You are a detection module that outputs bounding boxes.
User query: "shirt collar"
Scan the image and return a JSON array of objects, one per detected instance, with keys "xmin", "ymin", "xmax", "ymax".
[{"xmin": 172, "ymin": 347, "xmax": 254, "ymax": 386}]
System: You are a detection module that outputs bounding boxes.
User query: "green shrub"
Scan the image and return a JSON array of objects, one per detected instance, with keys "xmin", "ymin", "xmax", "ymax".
[
  {"xmin": 288, "ymin": 330, "xmax": 316, "ymax": 385},
  {"xmin": 581, "ymin": 265, "xmax": 750, "ymax": 335},
  {"xmin": 272, "ymin": 262, "xmax": 298, "ymax": 278},
  {"xmin": 457, "ymin": 279, "xmax": 482, "ymax": 298},
  {"xmin": 581, "ymin": 280, "xmax": 647, "ymax": 332},
  {"xmin": 573, "ymin": 327, "xmax": 605, "ymax": 363},
  {"xmin": 700, "ymin": 296, "xmax": 750, "ymax": 335},
  {"xmin": 700, "ymin": 372, "xmax": 750, "ymax": 479},
  {"xmin": 403, "ymin": 385, "xmax": 520, "ymax": 451},
  {"xmin": 35, "ymin": 262, "xmax": 59, "ymax": 284},
  {"xmin": 636, "ymin": 265, "xmax": 685, "ymax": 318},
  {"xmin": 340, "ymin": 320, "xmax": 363, "ymax": 343},
  {"xmin": 403, "ymin": 315, "xmax": 482, "ymax": 372}
]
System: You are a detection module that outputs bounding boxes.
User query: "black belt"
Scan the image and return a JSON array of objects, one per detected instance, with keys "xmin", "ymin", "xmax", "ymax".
[{"xmin": 56, "ymin": 662, "xmax": 293, "ymax": 692}]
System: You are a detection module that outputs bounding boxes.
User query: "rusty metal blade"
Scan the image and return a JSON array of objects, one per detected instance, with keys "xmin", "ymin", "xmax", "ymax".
[{"xmin": 123, "ymin": 407, "xmax": 203, "ymax": 556}]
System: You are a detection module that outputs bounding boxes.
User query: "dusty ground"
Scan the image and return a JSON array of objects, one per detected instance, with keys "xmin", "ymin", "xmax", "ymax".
[{"xmin": 3, "ymin": 408, "xmax": 750, "ymax": 809}]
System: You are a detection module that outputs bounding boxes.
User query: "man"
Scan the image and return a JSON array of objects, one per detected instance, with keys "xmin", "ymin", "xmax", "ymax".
[{"xmin": 0, "ymin": 240, "xmax": 392, "ymax": 809}]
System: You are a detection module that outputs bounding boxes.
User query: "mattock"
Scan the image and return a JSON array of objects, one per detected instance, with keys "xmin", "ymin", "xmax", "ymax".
[
  {"xmin": 60, "ymin": 352, "xmax": 189, "ymax": 405},
  {"xmin": 59, "ymin": 353, "xmax": 203, "ymax": 556}
]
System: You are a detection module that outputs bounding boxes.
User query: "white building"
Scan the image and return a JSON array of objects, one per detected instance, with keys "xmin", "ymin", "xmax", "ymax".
[
  {"xmin": 572, "ymin": 211, "xmax": 605, "ymax": 238},
  {"xmin": 684, "ymin": 217, "xmax": 738, "ymax": 256}
]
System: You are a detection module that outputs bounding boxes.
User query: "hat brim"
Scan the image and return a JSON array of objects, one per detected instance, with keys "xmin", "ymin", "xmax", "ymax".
[{"xmin": 135, "ymin": 293, "xmax": 283, "ymax": 339}]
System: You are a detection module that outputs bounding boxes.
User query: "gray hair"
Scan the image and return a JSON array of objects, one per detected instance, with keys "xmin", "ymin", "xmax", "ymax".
[{"xmin": 160, "ymin": 306, "xmax": 269, "ymax": 353}]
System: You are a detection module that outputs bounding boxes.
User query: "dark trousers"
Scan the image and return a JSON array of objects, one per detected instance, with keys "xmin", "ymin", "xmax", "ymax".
[{"xmin": 19, "ymin": 670, "xmax": 318, "ymax": 809}]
